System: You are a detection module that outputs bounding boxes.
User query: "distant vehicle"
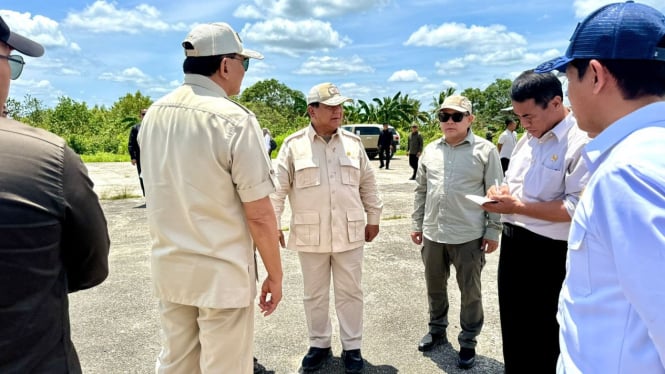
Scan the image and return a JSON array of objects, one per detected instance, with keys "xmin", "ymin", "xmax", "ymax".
[{"xmin": 342, "ymin": 124, "xmax": 401, "ymax": 159}]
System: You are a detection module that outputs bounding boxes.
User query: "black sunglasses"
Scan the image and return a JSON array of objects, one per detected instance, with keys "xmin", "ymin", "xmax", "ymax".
[
  {"xmin": 0, "ymin": 54, "xmax": 25, "ymax": 80},
  {"xmin": 225, "ymin": 55, "xmax": 249, "ymax": 72},
  {"xmin": 438, "ymin": 112, "xmax": 468, "ymax": 123}
]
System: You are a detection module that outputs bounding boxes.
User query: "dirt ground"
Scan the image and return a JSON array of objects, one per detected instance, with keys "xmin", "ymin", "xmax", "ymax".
[{"xmin": 71, "ymin": 156, "xmax": 505, "ymax": 374}]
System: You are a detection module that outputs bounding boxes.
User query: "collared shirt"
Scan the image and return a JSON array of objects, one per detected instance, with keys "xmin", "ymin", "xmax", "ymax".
[
  {"xmin": 502, "ymin": 112, "xmax": 589, "ymax": 240},
  {"xmin": 412, "ymin": 130, "xmax": 503, "ymax": 244},
  {"xmin": 497, "ymin": 129, "xmax": 517, "ymax": 159},
  {"xmin": 407, "ymin": 131, "xmax": 424, "ymax": 155},
  {"xmin": 557, "ymin": 102, "xmax": 665, "ymax": 373},
  {"xmin": 271, "ymin": 124, "xmax": 383, "ymax": 253},
  {"xmin": 138, "ymin": 74, "xmax": 275, "ymax": 309}
]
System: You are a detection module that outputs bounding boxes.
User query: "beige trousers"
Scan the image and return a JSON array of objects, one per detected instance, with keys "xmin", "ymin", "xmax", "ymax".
[
  {"xmin": 298, "ymin": 247, "xmax": 364, "ymax": 350},
  {"xmin": 155, "ymin": 300, "xmax": 254, "ymax": 374}
]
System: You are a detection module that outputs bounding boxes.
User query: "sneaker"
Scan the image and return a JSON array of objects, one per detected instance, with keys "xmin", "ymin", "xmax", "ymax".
[
  {"xmin": 301, "ymin": 347, "xmax": 331, "ymax": 372},
  {"xmin": 253, "ymin": 357, "xmax": 266, "ymax": 374},
  {"xmin": 341, "ymin": 349, "xmax": 364, "ymax": 373},
  {"xmin": 458, "ymin": 347, "xmax": 476, "ymax": 369}
]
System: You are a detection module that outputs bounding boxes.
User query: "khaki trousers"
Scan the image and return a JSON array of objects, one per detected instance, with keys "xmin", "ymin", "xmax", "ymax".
[
  {"xmin": 155, "ymin": 300, "xmax": 254, "ymax": 374},
  {"xmin": 298, "ymin": 247, "xmax": 364, "ymax": 350}
]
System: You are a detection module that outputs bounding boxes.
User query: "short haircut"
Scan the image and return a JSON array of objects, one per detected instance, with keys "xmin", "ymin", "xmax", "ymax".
[
  {"xmin": 183, "ymin": 54, "xmax": 228, "ymax": 76},
  {"xmin": 510, "ymin": 70, "xmax": 563, "ymax": 109},
  {"xmin": 569, "ymin": 37, "xmax": 665, "ymax": 99},
  {"xmin": 504, "ymin": 118, "xmax": 515, "ymax": 126}
]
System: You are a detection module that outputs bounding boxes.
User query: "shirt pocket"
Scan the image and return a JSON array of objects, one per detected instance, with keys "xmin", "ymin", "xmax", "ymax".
[
  {"xmin": 340, "ymin": 157, "xmax": 360, "ymax": 186},
  {"xmin": 346, "ymin": 208, "xmax": 365, "ymax": 243},
  {"xmin": 294, "ymin": 159, "xmax": 321, "ymax": 189},
  {"xmin": 535, "ymin": 163, "xmax": 565, "ymax": 201},
  {"xmin": 294, "ymin": 211, "xmax": 320, "ymax": 246},
  {"xmin": 567, "ymin": 222, "xmax": 591, "ymax": 296}
]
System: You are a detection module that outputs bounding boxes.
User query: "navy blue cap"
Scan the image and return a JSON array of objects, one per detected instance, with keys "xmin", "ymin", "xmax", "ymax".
[{"xmin": 535, "ymin": 1, "xmax": 665, "ymax": 73}]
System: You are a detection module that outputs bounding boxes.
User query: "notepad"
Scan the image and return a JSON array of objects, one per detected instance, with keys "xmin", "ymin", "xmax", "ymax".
[{"xmin": 464, "ymin": 194, "xmax": 498, "ymax": 206}]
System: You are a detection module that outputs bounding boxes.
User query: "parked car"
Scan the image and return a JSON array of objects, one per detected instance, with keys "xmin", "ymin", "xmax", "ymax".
[{"xmin": 342, "ymin": 124, "xmax": 401, "ymax": 159}]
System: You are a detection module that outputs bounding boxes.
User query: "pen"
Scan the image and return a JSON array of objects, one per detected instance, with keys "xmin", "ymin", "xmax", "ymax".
[{"xmin": 495, "ymin": 178, "xmax": 500, "ymax": 192}]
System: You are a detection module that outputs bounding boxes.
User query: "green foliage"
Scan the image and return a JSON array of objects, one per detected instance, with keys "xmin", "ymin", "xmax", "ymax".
[{"xmin": 7, "ymin": 78, "xmax": 516, "ymax": 158}]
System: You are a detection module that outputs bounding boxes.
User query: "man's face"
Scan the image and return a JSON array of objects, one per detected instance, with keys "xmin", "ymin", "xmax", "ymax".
[
  {"xmin": 411, "ymin": 126, "xmax": 418, "ymax": 133},
  {"xmin": 565, "ymin": 64, "xmax": 598, "ymax": 137},
  {"xmin": 511, "ymin": 97, "xmax": 561, "ymax": 139},
  {"xmin": 439, "ymin": 109, "xmax": 472, "ymax": 144},
  {"xmin": 0, "ymin": 42, "xmax": 11, "ymax": 109},
  {"xmin": 309, "ymin": 103, "xmax": 344, "ymax": 134}
]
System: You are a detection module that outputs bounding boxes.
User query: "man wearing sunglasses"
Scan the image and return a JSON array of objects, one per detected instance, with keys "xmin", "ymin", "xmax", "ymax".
[
  {"xmin": 0, "ymin": 15, "xmax": 111, "ymax": 373},
  {"xmin": 411, "ymin": 95, "xmax": 503, "ymax": 369},
  {"xmin": 483, "ymin": 70, "xmax": 589, "ymax": 372},
  {"xmin": 138, "ymin": 22, "xmax": 282, "ymax": 373}
]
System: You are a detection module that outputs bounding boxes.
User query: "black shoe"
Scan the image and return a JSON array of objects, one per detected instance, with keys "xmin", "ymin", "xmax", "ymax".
[
  {"xmin": 418, "ymin": 332, "xmax": 446, "ymax": 352},
  {"xmin": 409, "ymin": 176, "xmax": 415, "ymax": 180},
  {"xmin": 385, "ymin": 167, "xmax": 390, "ymax": 170},
  {"xmin": 379, "ymin": 165, "xmax": 384, "ymax": 169},
  {"xmin": 458, "ymin": 347, "xmax": 476, "ymax": 369},
  {"xmin": 301, "ymin": 347, "xmax": 331, "ymax": 372},
  {"xmin": 253, "ymin": 357, "xmax": 266, "ymax": 374},
  {"xmin": 341, "ymin": 349, "xmax": 364, "ymax": 373}
]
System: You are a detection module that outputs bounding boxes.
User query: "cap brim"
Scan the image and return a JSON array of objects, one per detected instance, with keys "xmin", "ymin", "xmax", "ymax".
[
  {"xmin": 238, "ymin": 48, "xmax": 264, "ymax": 60},
  {"xmin": 7, "ymin": 32, "xmax": 44, "ymax": 57},
  {"xmin": 320, "ymin": 96, "xmax": 353, "ymax": 106},
  {"xmin": 534, "ymin": 56, "xmax": 572, "ymax": 74}
]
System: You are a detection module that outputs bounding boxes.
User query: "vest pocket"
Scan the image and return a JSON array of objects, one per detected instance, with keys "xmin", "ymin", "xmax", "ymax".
[
  {"xmin": 294, "ymin": 211, "xmax": 320, "ymax": 246},
  {"xmin": 346, "ymin": 209, "xmax": 365, "ymax": 243}
]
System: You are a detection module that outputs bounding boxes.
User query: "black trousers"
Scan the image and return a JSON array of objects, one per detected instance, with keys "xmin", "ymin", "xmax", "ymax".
[
  {"xmin": 500, "ymin": 157, "xmax": 510, "ymax": 174},
  {"xmin": 408, "ymin": 154, "xmax": 419, "ymax": 178},
  {"xmin": 135, "ymin": 161, "xmax": 144, "ymax": 197},
  {"xmin": 378, "ymin": 146, "xmax": 391, "ymax": 168},
  {"xmin": 498, "ymin": 223, "xmax": 567, "ymax": 373}
]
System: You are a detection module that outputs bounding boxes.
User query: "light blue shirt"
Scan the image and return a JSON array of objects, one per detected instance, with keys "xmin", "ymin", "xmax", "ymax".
[{"xmin": 557, "ymin": 102, "xmax": 665, "ymax": 373}]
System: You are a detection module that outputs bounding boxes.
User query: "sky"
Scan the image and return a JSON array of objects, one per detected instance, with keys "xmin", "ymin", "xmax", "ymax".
[{"xmin": 3, "ymin": 0, "xmax": 665, "ymax": 111}]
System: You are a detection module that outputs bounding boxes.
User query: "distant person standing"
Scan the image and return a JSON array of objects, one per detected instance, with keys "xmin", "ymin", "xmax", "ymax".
[
  {"xmin": 128, "ymin": 108, "xmax": 146, "ymax": 197},
  {"xmin": 497, "ymin": 119, "xmax": 518, "ymax": 173},
  {"xmin": 483, "ymin": 70, "xmax": 589, "ymax": 373},
  {"xmin": 0, "ymin": 15, "xmax": 110, "ymax": 372},
  {"xmin": 271, "ymin": 82, "xmax": 383, "ymax": 374},
  {"xmin": 1, "ymin": 103, "xmax": 7, "ymax": 117},
  {"xmin": 535, "ymin": 2, "xmax": 665, "ymax": 372},
  {"xmin": 138, "ymin": 22, "xmax": 283, "ymax": 374},
  {"xmin": 377, "ymin": 123, "xmax": 393, "ymax": 169},
  {"xmin": 411, "ymin": 95, "xmax": 503, "ymax": 369},
  {"xmin": 407, "ymin": 124, "xmax": 423, "ymax": 180}
]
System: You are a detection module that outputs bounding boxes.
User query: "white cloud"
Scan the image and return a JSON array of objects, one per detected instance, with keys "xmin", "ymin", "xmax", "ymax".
[
  {"xmin": 388, "ymin": 69, "xmax": 426, "ymax": 83},
  {"xmin": 405, "ymin": 22, "xmax": 527, "ymax": 54},
  {"xmin": 242, "ymin": 18, "xmax": 351, "ymax": 56},
  {"xmin": 0, "ymin": 10, "xmax": 69, "ymax": 48},
  {"xmin": 295, "ymin": 55, "xmax": 374, "ymax": 75},
  {"xmin": 99, "ymin": 67, "xmax": 150, "ymax": 83},
  {"xmin": 64, "ymin": 0, "xmax": 189, "ymax": 33},
  {"xmin": 234, "ymin": 0, "xmax": 390, "ymax": 19}
]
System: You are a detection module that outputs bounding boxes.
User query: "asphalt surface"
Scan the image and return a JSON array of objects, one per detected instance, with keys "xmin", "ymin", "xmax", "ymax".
[{"xmin": 72, "ymin": 157, "xmax": 505, "ymax": 373}]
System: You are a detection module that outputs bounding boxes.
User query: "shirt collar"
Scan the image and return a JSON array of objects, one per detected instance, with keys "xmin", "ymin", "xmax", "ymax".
[
  {"xmin": 305, "ymin": 123, "xmax": 341, "ymax": 142},
  {"xmin": 583, "ymin": 101, "xmax": 665, "ymax": 172},
  {"xmin": 440, "ymin": 129, "xmax": 474, "ymax": 147},
  {"xmin": 183, "ymin": 74, "xmax": 229, "ymax": 98},
  {"xmin": 525, "ymin": 111, "xmax": 575, "ymax": 143}
]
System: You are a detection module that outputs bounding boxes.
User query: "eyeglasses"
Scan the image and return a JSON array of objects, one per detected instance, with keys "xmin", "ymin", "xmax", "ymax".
[
  {"xmin": 438, "ymin": 112, "xmax": 468, "ymax": 123},
  {"xmin": 227, "ymin": 55, "xmax": 249, "ymax": 72},
  {"xmin": 0, "ymin": 54, "xmax": 25, "ymax": 80}
]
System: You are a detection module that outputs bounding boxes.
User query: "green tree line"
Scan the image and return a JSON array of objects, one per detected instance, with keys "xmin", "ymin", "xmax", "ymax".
[{"xmin": 5, "ymin": 78, "xmax": 516, "ymax": 158}]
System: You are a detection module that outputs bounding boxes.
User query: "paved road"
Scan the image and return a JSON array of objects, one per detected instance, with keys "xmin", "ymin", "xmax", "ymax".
[{"xmin": 72, "ymin": 157, "xmax": 505, "ymax": 373}]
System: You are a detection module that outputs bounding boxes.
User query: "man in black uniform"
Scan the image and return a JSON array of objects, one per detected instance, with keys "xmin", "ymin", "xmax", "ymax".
[
  {"xmin": 0, "ymin": 15, "xmax": 110, "ymax": 373},
  {"xmin": 377, "ymin": 123, "xmax": 393, "ymax": 169},
  {"xmin": 128, "ymin": 108, "xmax": 147, "ymax": 196}
]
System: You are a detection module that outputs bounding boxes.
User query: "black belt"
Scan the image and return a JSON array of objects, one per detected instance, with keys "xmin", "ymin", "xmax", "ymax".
[{"xmin": 502, "ymin": 222, "xmax": 554, "ymax": 241}]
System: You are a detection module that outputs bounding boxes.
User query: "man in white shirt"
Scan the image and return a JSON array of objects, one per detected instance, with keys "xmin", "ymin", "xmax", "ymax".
[
  {"xmin": 497, "ymin": 118, "xmax": 517, "ymax": 173},
  {"xmin": 484, "ymin": 70, "xmax": 589, "ymax": 373},
  {"xmin": 535, "ymin": 2, "xmax": 665, "ymax": 372}
]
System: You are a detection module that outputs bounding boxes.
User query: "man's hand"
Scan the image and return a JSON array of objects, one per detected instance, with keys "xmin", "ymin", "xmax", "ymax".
[
  {"xmin": 278, "ymin": 230, "xmax": 286, "ymax": 248},
  {"xmin": 365, "ymin": 224, "xmax": 379, "ymax": 242},
  {"xmin": 258, "ymin": 275, "xmax": 282, "ymax": 316},
  {"xmin": 410, "ymin": 231, "xmax": 423, "ymax": 245},
  {"xmin": 131, "ymin": 159, "xmax": 137, "ymax": 166},
  {"xmin": 481, "ymin": 238, "xmax": 499, "ymax": 254},
  {"xmin": 483, "ymin": 184, "xmax": 523, "ymax": 215}
]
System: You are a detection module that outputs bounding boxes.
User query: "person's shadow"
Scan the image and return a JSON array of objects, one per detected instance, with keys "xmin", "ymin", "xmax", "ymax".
[{"xmin": 422, "ymin": 341, "xmax": 505, "ymax": 373}]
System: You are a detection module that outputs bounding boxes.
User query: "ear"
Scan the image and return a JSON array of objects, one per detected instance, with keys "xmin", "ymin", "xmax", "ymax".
[{"xmin": 589, "ymin": 59, "xmax": 609, "ymax": 94}]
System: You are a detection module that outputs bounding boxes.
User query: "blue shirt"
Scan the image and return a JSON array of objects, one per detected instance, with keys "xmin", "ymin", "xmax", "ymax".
[{"xmin": 557, "ymin": 102, "xmax": 665, "ymax": 373}]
